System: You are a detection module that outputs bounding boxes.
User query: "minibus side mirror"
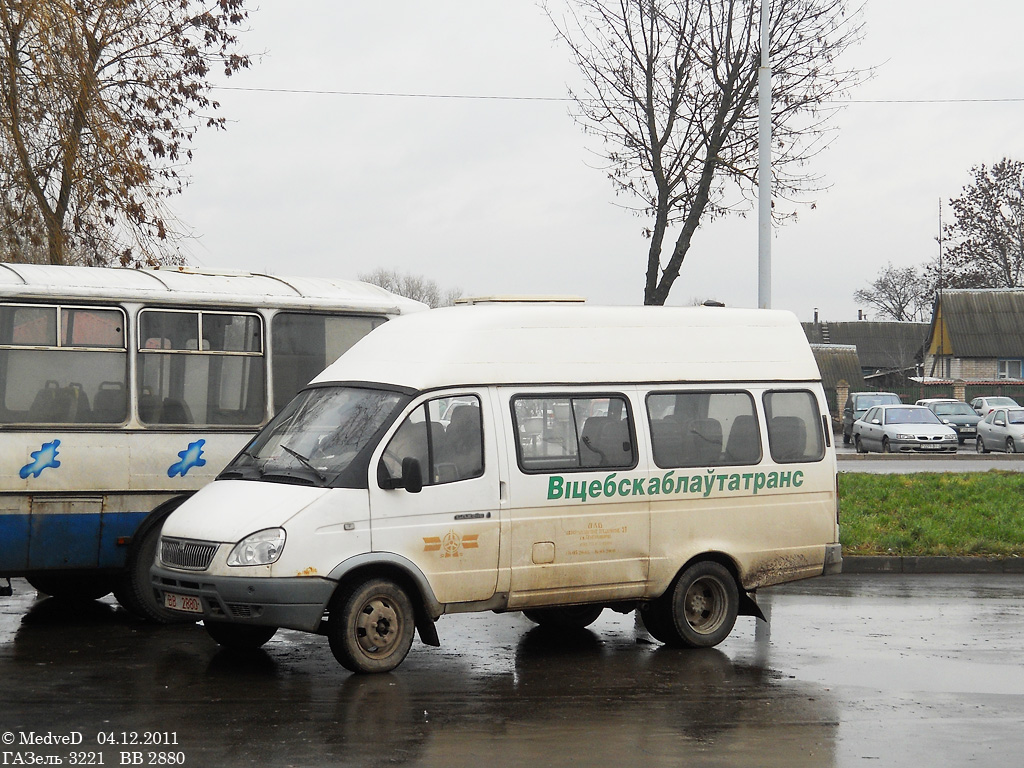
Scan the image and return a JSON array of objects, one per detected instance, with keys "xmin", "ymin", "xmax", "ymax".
[{"xmin": 401, "ymin": 457, "xmax": 423, "ymax": 494}]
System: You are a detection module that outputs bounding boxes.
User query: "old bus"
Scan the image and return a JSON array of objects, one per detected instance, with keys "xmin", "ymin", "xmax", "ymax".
[{"xmin": 0, "ymin": 263, "xmax": 423, "ymax": 620}]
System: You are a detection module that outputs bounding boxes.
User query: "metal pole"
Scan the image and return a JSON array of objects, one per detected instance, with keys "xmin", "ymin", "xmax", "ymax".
[{"xmin": 757, "ymin": 0, "xmax": 772, "ymax": 309}]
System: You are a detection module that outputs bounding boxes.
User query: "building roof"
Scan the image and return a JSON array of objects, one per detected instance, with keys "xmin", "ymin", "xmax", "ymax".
[
  {"xmin": 0, "ymin": 263, "xmax": 425, "ymax": 314},
  {"xmin": 803, "ymin": 321, "xmax": 928, "ymax": 371},
  {"xmin": 809, "ymin": 344, "xmax": 865, "ymax": 390},
  {"xmin": 315, "ymin": 304, "xmax": 822, "ymax": 391},
  {"xmin": 929, "ymin": 289, "xmax": 1024, "ymax": 358}
]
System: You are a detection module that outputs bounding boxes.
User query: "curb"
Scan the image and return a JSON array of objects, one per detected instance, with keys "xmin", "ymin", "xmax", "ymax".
[{"xmin": 843, "ymin": 556, "xmax": 1024, "ymax": 574}]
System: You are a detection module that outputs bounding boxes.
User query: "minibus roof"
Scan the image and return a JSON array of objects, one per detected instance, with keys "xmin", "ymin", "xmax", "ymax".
[
  {"xmin": 313, "ymin": 304, "xmax": 822, "ymax": 389},
  {"xmin": 0, "ymin": 263, "xmax": 426, "ymax": 314}
]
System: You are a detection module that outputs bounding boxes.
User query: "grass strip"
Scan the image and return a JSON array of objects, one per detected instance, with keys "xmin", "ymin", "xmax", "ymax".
[{"xmin": 839, "ymin": 470, "xmax": 1024, "ymax": 557}]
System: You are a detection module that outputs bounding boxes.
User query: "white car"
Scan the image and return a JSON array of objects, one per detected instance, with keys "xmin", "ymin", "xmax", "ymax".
[
  {"xmin": 852, "ymin": 404, "xmax": 958, "ymax": 454},
  {"xmin": 976, "ymin": 407, "xmax": 1024, "ymax": 453},
  {"xmin": 970, "ymin": 396, "xmax": 1020, "ymax": 416}
]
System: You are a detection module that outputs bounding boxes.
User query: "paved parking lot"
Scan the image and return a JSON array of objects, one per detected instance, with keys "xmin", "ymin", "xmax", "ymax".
[{"xmin": 2, "ymin": 573, "xmax": 1023, "ymax": 767}]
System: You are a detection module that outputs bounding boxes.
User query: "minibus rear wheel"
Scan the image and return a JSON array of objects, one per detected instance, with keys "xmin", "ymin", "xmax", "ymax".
[
  {"xmin": 328, "ymin": 577, "xmax": 416, "ymax": 674},
  {"xmin": 661, "ymin": 561, "xmax": 739, "ymax": 648},
  {"xmin": 523, "ymin": 604, "xmax": 604, "ymax": 629}
]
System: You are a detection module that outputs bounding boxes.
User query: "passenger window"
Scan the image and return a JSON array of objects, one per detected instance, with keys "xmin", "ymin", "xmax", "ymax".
[
  {"xmin": 137, "ymin": 309, "xmax": 265, "ymax": 426},
  {"xmin": 764, "ymin": 390, "xmax": 825, "ymax": 463},
  {"xmin": 380, "ymin": 395, "xmax": 484, "ymax": 486},
  {"xmin": 647, "ymin": 391, "xmax": 760, "ymax": 468},
  {"xmin": 512, "ymin": 395, "xmax": 635, "ymax": 472},
  {"xmin": 0, "ymin": 303, "xmax": 127, "ymax": 425},
  {"xmin": 270, "ymin": 313, "xmax": 385, "ymax": 413}
]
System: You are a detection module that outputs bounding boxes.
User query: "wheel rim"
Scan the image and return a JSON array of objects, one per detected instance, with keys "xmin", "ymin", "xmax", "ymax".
[
  {"xmin": 977, "ymin": 437, "xmax": 984, "ymax": 453},
  {"xmin": 1008, "ymin": 438, "xmax": 1016, "ymax": 454},
  {"xmin": 682, "ymin": 576, "xmax": 728, "ymax": 635},
  {"xmin": 354, "ymin": 596, "xmax": 403, "ymax": 658}
]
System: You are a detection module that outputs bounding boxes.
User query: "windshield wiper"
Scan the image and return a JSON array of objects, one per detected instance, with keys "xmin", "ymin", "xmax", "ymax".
[{"xmin": 279, "ymin": 444, "xmax": 327, "ymax": 484}]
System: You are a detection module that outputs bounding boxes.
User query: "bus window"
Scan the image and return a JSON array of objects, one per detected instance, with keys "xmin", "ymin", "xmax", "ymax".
[
  {"xmin": 0, "ymin": 304, "xmax": 128, "ymax": 424},
  {"xmin": 137, "ymin": 309, "xmax": 265, "ymax": 426},
  {"xmin": 271, "ymin": 313, "xmax": 385, "ymax": 413},
  {"xmin": 764, "ymin": 390, "xmax": 825, "ymax": 463}
]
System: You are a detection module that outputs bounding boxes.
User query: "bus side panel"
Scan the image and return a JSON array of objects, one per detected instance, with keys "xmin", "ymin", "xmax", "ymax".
[
  {"xmin": 29, "ymin": 498, "xmax": 102, "ymax": 569},
  {"xmin": 0, "ymin": 498, "xmax": 30, "ymax": 572}
]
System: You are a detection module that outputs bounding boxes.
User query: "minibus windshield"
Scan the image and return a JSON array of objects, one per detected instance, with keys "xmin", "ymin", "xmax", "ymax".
[{"xmin": 220, "ymin": 386, "xmax": 405, "ymax": 487}]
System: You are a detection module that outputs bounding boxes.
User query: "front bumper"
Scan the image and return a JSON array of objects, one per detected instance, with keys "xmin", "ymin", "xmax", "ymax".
[
  {"xmin": 889, "ymin": 438, "xmax": 958, "ymax": 453},
  {"xmin": 151, "ymin": 564, "xmax": 336, "ymax": 632}
]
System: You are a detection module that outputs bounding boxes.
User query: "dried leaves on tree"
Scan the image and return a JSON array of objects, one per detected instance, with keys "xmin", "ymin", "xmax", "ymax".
[{"xmin": 0, "ymin": 0, "xmax": 250, "ymax": 266}]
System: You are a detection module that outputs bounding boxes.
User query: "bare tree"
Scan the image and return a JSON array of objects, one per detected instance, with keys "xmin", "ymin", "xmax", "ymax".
[
  {"xmin": 0, "ymin": 0, "xmax": 250, "ymax": 267},
  {"xmin": 359, "ymin": 268, "xmax": 463, "ymax": 308},
  {"xmin": 546, "ymin": 0, "xmax": 864, "ymax": 305},
  {"xmin": 929, "ymin": 158, "xmax": 1024, "ymax": 289},
  {"xmin": 853, "ymin": 262, "xmax": 931, "ymax": 322}
]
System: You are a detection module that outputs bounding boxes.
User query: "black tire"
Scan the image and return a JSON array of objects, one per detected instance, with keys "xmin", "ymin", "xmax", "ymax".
[
  {"xmin": 26, "ymin": 572, "xmax": 116, "ymax": 601},
  {"xmin": 882, "ymin": 437, "xmax": 892, "ymax": 454},
  {"xmin": 659, "ymin": 561, "xmax": 739, "ymax": 649},
  {"xmin": 328, "ymin": 578, "xmax": 416, "ymax": 674},
  {"xmin": 637, "ymin": 601, "xmax": 677, "ymax": 644},
  {"xmin": 854, "ymin": 435, "xmax": 867, "ymax": 454},
  {"xmin": 205, "ymin": 621, "xmax": 277, "ymax": 651},
  {"xmin": 977, "ymin": 436, "xmax": 988, "ymax": 454},
  {"xmin": 523, "ymin": 604, "xmax": 604, "ymax": 629},
  {"xmin": 1008, "ymin": 437, "xmax": 1016, "ymax": 454},
  {"xmin": 113, "ymin": 504, "xmax": 195, "ymax": 624}
]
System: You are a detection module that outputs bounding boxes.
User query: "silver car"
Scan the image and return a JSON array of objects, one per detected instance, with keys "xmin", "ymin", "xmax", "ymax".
[
  {"xmin": 852, "ymin": 405, "xmax": 958, "ymax": 454},
  {"xmin": 976, "ymin": 407, "xmax": 1024, "ymax": 453},
  {"xmin": 970, "ymin": 396, "xmax": 1020, "ymax": 416}
]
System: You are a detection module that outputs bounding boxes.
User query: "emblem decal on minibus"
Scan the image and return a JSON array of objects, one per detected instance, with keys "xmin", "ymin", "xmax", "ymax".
[{"xmin": 423, "ymin": 531, "xmax": 479, "ymax": 558}]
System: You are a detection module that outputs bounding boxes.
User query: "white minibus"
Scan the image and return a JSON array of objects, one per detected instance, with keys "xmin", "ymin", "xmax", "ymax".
[
  {"xmin": 0, "ymin": 263, "xmax": 423, "ymax": 620},
  {"xmin": 153, "ymin": 303, "xmax": 842, "ymax": 672}
]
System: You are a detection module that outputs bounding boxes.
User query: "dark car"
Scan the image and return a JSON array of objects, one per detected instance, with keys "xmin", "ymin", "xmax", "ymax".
[
  {"xmin": 842, "ymin": 391, "xmax": 902, "ymax": 445},
  {"xmin": 921, "ymin": 400, "xmax": 981, "ymax": 443}
]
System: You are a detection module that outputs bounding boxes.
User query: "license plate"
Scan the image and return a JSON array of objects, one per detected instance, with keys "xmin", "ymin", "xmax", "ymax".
[
  {"xmin": 920, "ymin": 444, "xmax": 941, "ymax": 450},
  {"xmin": 163, "ymin": 591, "xmax": 203, "ymax": 614},
  {"xmin": 962, "ymin": 427, "xmax": 976, "ymax": 433}
]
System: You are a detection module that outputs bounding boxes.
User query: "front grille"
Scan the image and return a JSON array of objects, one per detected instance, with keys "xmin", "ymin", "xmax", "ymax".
[{"xmin": 160, "ymin": 537, "xmax": 218, "ymax": 570}]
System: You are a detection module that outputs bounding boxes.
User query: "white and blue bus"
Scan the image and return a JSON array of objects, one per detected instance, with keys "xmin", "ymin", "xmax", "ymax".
[{"xmin": 0, "ymin": 263, "xmax": 423, "ymax": 620}]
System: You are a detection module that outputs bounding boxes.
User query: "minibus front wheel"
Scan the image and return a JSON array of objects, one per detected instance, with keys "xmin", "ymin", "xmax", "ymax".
[{"xmin": 327, "ymin": 577, "xmax": 416, "ymax": 674}]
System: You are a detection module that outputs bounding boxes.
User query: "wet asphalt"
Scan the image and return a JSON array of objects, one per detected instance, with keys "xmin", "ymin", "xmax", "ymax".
[{"xmin": 1, "ymin": 573, "xmax": 1023, "ymax": 767}]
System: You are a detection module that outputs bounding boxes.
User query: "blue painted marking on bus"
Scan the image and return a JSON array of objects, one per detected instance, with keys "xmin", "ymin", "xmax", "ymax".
[
  {"xmin": 0, "ymin": 516, "xmax": 30, "ymax": 571},
  {"xmin": 168, "ymin": 439, "xmax": 207, "ymax": 478},
  {"xmin": 19, "ymin": 439, "xmax": 61, "ymax": 479}
]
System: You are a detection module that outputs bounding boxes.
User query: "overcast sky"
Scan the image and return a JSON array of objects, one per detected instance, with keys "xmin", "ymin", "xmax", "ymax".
[{"xmin": 170, "ymin": 1, "xmax": 1024, "ymax": 322}]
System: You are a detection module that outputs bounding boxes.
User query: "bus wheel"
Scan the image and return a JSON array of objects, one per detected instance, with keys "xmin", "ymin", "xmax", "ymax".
[
  {"xmin": 113, "ymin": 518, "xmax": 193, "ymax": 624},
  {"xmin": 113, "ymin": 496, "xmax": 194, "ymax": 624},
  {"xmin": 205, "ymin": 621, "xmax": 277, "ymax": 651},
  {"xmin": 523, "ymin": 604, "xmax": 604, "ymax": 629},
  {"xmin": 663, "ymin": 561, "xmax": 739, "ymax": 648},
  {"xmin": 26, "ymin": 572, "xmax": 115, "ymax": 601},
  {"xmin": 328, "ymin": 578, "xmax": 416, "ymax": 674}
]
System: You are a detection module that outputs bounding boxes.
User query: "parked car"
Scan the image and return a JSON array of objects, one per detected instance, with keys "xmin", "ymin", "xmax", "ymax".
[
  {"xmin": 852, "ymin": 404, "xmax": 958, "ymax": 454},
  {"xmin": 920, "ymin": 400, "xmax": 981, "ymax": 443},
  {"xmin": 842, "ymin": 391, "xmax": 902, "ymax": 445},
  {"xmin": 975, "ymin": 407, "xmax": 1024, "ymax": 453},
  {"xmin": 970, "ymin": 396, "xmax": 1020, "ymax": 416}
]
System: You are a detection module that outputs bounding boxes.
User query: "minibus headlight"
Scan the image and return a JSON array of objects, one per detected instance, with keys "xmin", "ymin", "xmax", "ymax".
[{"xmin": 227, "ymin": 528, "xmax": 286, "ymax": 567}]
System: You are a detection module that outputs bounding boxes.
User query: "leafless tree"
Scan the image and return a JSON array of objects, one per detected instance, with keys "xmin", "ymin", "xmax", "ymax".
[
  {"xmin": 929, "ymin": 158, "xmax": 1024, "ymax": 289},
  {"xmin": 853, "ymin": 262, "xmax": 931, "ymax": 322},
  {"xmin": 0, "ymin": 0, "xmax": 250, "ymax": 266},
  {"xmin": 546, "ymin": 0, "xmax": 864, "ymax": 304},
  {"xmin": 359, "ymin": 268, "xmax": 463, "ymax": 308}
]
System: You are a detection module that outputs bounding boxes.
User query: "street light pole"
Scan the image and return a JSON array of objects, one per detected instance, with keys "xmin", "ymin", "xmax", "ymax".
[{"xmin": 757, "ymin": 0, "xmax": 772, "ymax": 309}]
